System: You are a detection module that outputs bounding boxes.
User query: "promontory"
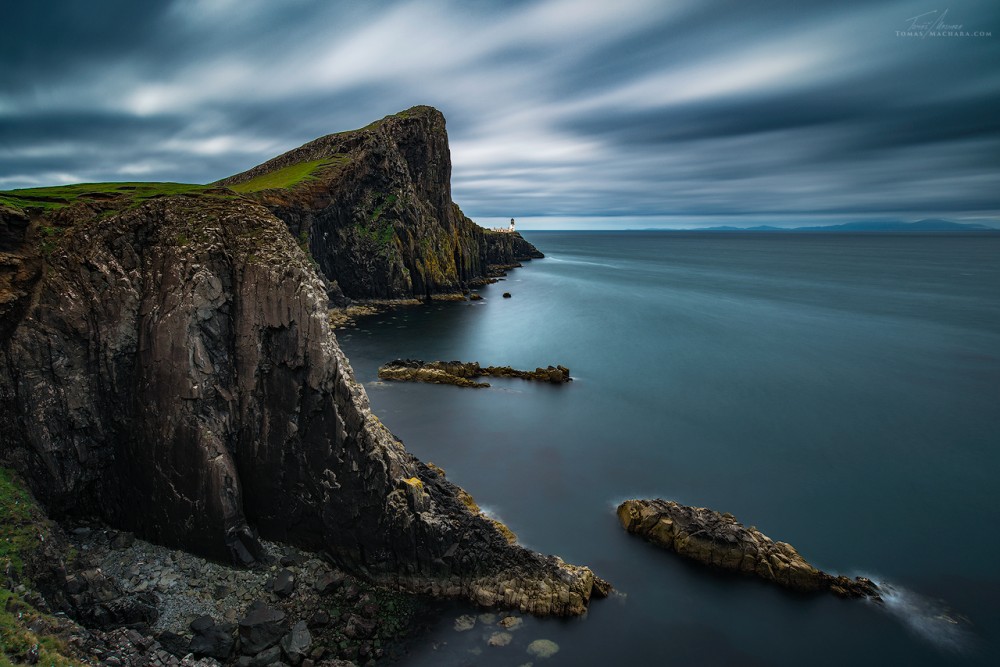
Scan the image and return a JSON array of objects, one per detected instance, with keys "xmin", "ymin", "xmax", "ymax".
[{"xmin": 0, "ymin": 106, "xmax": 605, "ymax": 663}]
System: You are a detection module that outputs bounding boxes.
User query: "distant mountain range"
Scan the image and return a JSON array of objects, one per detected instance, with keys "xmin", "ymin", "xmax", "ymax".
[{"xmin": 696, "ymin": 219, "xmax": 998, "ymax": 232}]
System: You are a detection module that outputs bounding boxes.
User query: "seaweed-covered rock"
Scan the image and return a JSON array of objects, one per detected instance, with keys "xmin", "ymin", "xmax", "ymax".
[
  {"xmin": 378, "ymin": 359, "xmax": 571, "ymax": 388},
  {"xmin": 617, "ymin": 499, "xmax": 879, "ymax": 599}
]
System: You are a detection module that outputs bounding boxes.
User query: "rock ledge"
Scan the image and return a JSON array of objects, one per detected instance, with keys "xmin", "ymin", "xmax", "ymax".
[
  {"xmin": 617, "ymin": 499, "xmax": 880, "ymax": 600},
  {"xmin": 378, "ymin": 359, "xmax": 571, "ymax": 388}
]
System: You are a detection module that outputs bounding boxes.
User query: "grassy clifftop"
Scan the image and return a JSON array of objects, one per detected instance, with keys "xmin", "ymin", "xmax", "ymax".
[
  {"xmin": 0, "ymin": 182, "xmax": 221, "ymax": 213},
  {"xmin": 1, "ymin": 105, "xmax": 542, "ymax": 303}
]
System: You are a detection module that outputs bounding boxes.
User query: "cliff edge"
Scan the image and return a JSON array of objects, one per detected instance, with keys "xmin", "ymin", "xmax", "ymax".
[
  {"xmin": 216, "ymin": 105, "xmax": 543, "ymax": 301},
  {"xmin": 0, "ymin": 111, "xmax": 603, "ymax": 618}
]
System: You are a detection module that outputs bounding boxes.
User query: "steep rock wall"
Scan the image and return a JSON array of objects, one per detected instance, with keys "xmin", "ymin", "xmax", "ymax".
[
  {"xmin": 217, "ymin": 106, "xmax": 543, "ymax": 300},
  {"xmin": 0, "ymin": 196, "xmax": 601, "ymax": 615}
]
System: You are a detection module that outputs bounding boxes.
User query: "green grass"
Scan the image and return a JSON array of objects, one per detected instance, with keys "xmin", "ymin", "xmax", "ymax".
[
  {"xmin": 0, "ymin": 468, "xmax": 40, "ymax": 577},
  {"xmin": 228, "ymin": 155, "xmax": 349, "ymax": 193},
  {"xmin": 356, "ymin": 193, "xmax": 398, "ymax": 249},
  {"xmin": 1, "ymin": 589, "xmax": 81, "ymax": 666},
  {"xmin": 0, "ymin": 469, "xmax": 82, "ymax": 666},
  {"xmin": 0, "ymin": 182, "xmax": 217, "ymax": 212}
]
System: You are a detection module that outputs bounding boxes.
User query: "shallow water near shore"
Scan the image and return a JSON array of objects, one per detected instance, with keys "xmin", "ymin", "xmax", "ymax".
[{"xmin": 337, "ymin": 231, "xmax": 1000, "ymax": 666}]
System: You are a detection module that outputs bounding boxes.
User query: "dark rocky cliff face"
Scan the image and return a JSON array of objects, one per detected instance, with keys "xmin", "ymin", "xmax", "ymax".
[
  {"xmin": 216, "ymin": 106, "xmax": 543, "ymax": 300},
  {"xmin": 0, "ymin": 185, "xmax": 601, "ymax": 615}
]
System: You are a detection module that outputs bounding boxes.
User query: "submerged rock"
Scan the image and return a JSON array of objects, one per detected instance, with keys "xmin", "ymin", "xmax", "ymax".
[
  {"xmin": 527, "ymin": 638, "xmax": 559, "ymax": 658},
  {"xmin": 378, "ymin": 359, "xmax": 572, "ymax": 388},
  {"xmin": 498, "ymin": 615, "xmax": 523, "ymax": 630},
  {"xmin": 487, "ymin": 631, "xmax": 513, "ymax": 647},
  {"xmin": 617, "ymin": 499, "xmax": 880, "ymax": 600},
  {"xmin": 453, "ymin": 615, "xmax": 476, "ymax": 632}
]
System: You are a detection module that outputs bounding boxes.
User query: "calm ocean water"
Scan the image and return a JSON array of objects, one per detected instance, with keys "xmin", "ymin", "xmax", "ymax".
[{"xmin": 337, "ymin": 231, "xmax": 1000, "ymax": 666}]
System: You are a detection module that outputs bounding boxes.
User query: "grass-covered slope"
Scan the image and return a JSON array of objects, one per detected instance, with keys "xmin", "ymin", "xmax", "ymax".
[
  {"xmin": 0, "ymin": 182, "xmax": 220, "ymax": 212},
  {"xmin": 227, "ymin": 156, "xmax": 351, "ymax": 193},
  {"xmin": 0, "ymin": 468, "xmax": 43, "ymax": 576},
  {"xmin": 0, "ymin": 469, "xmax": 82, "ymax": 666}
]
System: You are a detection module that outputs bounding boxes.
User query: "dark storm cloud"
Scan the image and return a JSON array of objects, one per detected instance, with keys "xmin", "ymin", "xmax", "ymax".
[{"xmin": 1, "ymin": 0, "xmax": 998, "ymax": 226}]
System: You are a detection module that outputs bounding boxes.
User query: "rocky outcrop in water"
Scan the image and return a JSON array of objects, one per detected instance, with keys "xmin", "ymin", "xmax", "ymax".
[
  {"xmin": 378, "ymin": 359, "xmax": 572, "ymax": 388},
  {"xmin": 617, "ymin": 499, "xmax": 880, "ymax": 600},
  {"xmin": 216, "ymin": 106, "xmax": 543, "ymax": 301},
  {"xmin": 0, "ymin": 185, "xmax": 604, "ymax": 618}
]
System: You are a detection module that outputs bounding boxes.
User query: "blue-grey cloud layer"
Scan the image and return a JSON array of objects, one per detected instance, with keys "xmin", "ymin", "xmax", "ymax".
[{"xmin": 2, "ymin": 0, "xmax": 998, "ymax": 227}]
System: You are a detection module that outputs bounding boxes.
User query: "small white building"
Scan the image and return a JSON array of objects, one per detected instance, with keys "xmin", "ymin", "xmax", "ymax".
[{"xmin": 492, "ymin": 218, "xmax": 517, "ymax": 233}]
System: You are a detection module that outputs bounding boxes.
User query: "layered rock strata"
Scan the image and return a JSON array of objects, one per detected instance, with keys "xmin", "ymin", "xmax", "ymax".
[
  {"xmin": 216, "ymin": 106, "xmax": 543, "ymax": 301},
  {"xmin": 378, "ymin": 359, "xmax": 572, "ymax": 388},
  {"xmin": 0, "ymin": 205, "xmax": 42, "ymax": 340},
  {"xmin": 0, "ymin": 193, "xmax": 605, "ymax": 616},
  {"xmin": 617, "ymin": 499, "xmax": 880, "ymax": 600}
]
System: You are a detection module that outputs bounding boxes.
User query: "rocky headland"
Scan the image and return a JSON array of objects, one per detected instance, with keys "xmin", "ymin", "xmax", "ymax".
[
  {"xmin": 377, "ymin": 359, "xmax": 572, "ymax": 388},
  {"xmin": 617, "ymin": 499, "xmax": 880, "ymax": 600},
  {"xmin": 0, "ymin": 107, "xmax": 605, "ymax": 664},
  {"xmin": 214, "ymin": 106, "xmax": 543, "ymax": 302}
]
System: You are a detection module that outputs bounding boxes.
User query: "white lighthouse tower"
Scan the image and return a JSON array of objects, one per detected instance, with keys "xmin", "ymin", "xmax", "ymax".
[{"xmin": 509, "ymin": 218, "xmax": 516, "ymax": 232}]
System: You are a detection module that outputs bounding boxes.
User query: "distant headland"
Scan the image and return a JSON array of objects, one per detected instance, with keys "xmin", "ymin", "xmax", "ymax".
[{"xmin": 689, "ymin": 219, "xmax": 999, "ymax": 232}]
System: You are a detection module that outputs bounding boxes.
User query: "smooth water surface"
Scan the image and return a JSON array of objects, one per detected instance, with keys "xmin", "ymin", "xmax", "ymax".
[{"xmin": 338, "ymin": 232, "xmax": 1000, "ymax": 666}]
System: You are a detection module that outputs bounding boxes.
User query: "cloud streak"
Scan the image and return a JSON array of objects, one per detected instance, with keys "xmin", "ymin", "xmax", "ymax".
[{"xmin": 1, "ymin": 0, "xmax": 997, "ymax": 227}]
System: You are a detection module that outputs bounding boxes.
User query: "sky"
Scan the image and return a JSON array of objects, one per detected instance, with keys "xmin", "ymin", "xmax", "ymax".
[{"xmin": 2, "ymin": 0, "xmax": 998, "ymax": 229}]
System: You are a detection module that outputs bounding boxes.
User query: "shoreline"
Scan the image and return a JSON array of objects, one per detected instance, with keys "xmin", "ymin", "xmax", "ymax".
[{"xmin": 327, "ymin": 260, "xmax": 530, "ymax": 329}]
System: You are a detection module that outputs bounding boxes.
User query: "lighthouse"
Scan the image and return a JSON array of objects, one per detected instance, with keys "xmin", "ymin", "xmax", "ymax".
[{"xmin": 509, "ymin": 218, "xmax": 516, "ymax": 232}]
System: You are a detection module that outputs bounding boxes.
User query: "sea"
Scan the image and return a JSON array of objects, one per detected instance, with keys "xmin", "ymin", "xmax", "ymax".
[{"xmin": 336, "ymin": 231, "xmax": 1000, "ymax": 666}]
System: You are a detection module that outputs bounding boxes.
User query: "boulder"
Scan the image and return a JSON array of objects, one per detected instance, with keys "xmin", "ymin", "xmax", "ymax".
[
  {"xmin": 79, "ymin": 592, "xmax": 158, "ymax": 630},
  {"xmin": 249, "ymin": 645, "xmax": 283, "ymax": 666},
  {"xmin": 188, "ymin": 616, "xmax": 236, "ymax": 660},
  {"xmin": 270, "ymin": 568, "xmax": 295, "ymax": 597},
  {"xmin": 280, "ymin": 621, "xmax": 312, "ymax": 665},
  {"xmin": 306, "ymin": 609, "xmax": 329, "ymax": 629},
  {"xmin": 155, "ymin": 631, "xmax": 190, "ymax": 657},
  {"xmin": 279, "ymin": 551, "xmax": 306, "ymax": 567},
  {"xmin": 109, "ymin": 531, "xmax": 136, "ymax": 550},
  {"xmin": 239, "ymin": 601, "xmax": 288, "ymax": 655},
  {"xmin": 313, "ymin": 571, "xmax": 344, "ymax": 595},
  {"xmin": 343, "ymin": 614, "xmax": 376, "ymax": 640}
]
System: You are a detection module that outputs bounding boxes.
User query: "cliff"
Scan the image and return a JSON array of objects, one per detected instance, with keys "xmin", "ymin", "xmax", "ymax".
[
  {"xmin": 0, "ymin": 112, "xmax": 603, "ymax": 619},
  {"xmin": 215, "ymin": 105, "xmax": 543, "ymax": 300}
]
